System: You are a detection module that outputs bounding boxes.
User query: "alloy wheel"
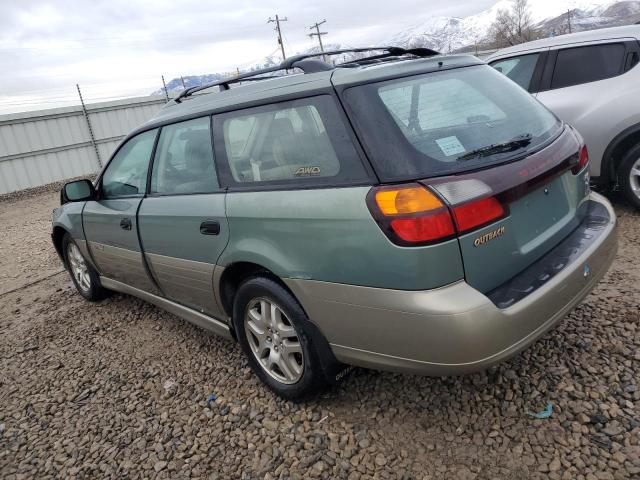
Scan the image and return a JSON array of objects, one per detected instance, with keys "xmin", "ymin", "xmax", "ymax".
[
  {"xmin": 629, "ymin": 157, "xmax": 640, "ymax": 200},
  {"xmin": 67, "ymin": 243, "xmax": 91, "ymax": 293},
  {"xmin": 243, "ymin": 297, "xmax": 304, "ymax": 384}
]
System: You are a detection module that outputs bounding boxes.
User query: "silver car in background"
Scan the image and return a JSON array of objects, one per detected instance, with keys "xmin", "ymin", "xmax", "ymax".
[{"xmin": 487, "ymin": 25, "xmax": 640, "ymax": 208}]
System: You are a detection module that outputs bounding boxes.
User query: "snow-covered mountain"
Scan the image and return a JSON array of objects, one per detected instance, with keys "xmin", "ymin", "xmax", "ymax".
[
  {"xmin": 156, "ymin": 0, "xmax": 640, "ymax": 95},
  {"xmin": 388, "ymin": 0, "xmax": 638, "ymax": 51}
]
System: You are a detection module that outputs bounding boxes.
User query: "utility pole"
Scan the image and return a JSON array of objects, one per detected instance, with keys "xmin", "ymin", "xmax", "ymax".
[
  {"xmin": 268, "ymin": 14, "xmax": 288, "ymax": 61},
  {"xmin": 161, "ymin": 75, "xmax": 169, "ymax": 101},
  {"xmin": 308, "ymin": 19, "xmax": 328, "ymax": 62},
  {"xmin": 567, "ymin": 9, "xmax": 572, "ymax": 33}
]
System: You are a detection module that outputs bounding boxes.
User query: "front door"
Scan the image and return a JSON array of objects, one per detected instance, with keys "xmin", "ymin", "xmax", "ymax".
[
  {"xmin": 137, "ymin": 117, "xmax": 228, "ymax": 317},
  {"xmin": 83, "ymin": 129, "xmax": 159, "ymax": 293}
]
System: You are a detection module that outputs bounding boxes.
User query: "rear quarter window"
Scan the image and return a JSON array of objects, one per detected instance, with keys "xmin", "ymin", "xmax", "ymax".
[
  {"xmin": 213, "ymin": 96, "xmax": 369, "ymax": 187},
  {"xmin": 490, "ymin": 53, "xmax": 540, "ymax": 91}
]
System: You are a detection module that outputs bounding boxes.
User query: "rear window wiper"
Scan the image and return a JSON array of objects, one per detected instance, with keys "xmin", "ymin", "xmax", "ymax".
[{"xmin": 457, "ymin": 134, "xmax": 532, "ymax": 161}]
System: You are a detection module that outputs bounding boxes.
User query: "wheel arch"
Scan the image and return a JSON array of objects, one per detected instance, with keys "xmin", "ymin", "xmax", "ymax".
[
  {"xmin": 218, "ymin": 261, "xmax": 296, "ymax": 319},
  {"xmin": 217, "ymin": 261, "xmax": 346, "ymax": 384},
  {"xmin": 52, "ymin": 225, "xmax": 69, "ymax": 265},
  {"xmin": 601, "ymin": 122, "xmax": 640, "ymax": 185}
]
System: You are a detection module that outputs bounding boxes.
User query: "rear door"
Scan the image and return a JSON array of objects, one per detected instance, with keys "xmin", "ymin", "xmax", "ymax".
[
  {"xmin": 83, "ymin": 129, "xmax": 159, "ymax": 293},
  {"xmin": 426, "ymin": 129, "xmax": 588, "ymax": 296},
  {"xmin": 340, "ymin": 63, "xmax": 589, "ymax": 295},
  {"xmin": 536, "ymin": 41, "xmax": 633, "ymax": 113},
  {"xmin": 137, "ymin": 116, "xmax": 228, "ymax": 317},
  {"xmin": 535, "ymin": 40, "xmax": 639, "ymax": 173},
  {"xmin": 536, "ymin": 40, "xmax": 637, "ymax": 136}
]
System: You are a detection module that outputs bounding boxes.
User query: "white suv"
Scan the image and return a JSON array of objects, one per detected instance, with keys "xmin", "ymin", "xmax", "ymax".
[{"xmin": 487, "ymin": 25, "xmax": 640, "ymax": 208}]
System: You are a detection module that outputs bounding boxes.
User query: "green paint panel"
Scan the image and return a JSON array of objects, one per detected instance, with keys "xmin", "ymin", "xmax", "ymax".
[
  {"xmin": 221, "ymin": 187, "xmax": 464, "ymax": 290},
  {"xmin": 458, "ymin": 170, "xmax": 589, "ymax": 293},
  {"xmin": 138, "ymin": 193, "xmax": 229, "ymax": 264},
  {"xmin": 83, "ymin": 199, "xmax": 143, "ymax": 251},
  {"xmin": 52, "ymin": 201, "xmax": 85, "ymax": 240}
]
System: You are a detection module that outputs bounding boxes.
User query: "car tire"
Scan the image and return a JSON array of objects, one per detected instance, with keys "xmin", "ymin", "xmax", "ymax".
[
  {"xmin": 62, "ymin": 233, "xmax": 110, "ymax": 301},
  {"xmin": 619, "ymin": 143, "xmax": 640, "ymax": 209},
  {"xmin": 233, "ymin": 276, "xmax": 328, "ymax": 401}
]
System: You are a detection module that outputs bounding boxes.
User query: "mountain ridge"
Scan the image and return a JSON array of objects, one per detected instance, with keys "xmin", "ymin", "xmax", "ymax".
[{"xmin": 155, "ymin": 0, "xmax": 640, "ymax": 95}]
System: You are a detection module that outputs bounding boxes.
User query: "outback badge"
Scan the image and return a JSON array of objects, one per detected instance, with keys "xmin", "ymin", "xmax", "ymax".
[{"xmin": 473, "ymin": 226, "xmax": 505, "ymax": 247}]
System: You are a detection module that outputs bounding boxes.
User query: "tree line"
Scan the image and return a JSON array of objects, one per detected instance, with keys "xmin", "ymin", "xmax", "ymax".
[{"xmin": 489, "ymin": 0, "xmax": 574, "ymax": 48}]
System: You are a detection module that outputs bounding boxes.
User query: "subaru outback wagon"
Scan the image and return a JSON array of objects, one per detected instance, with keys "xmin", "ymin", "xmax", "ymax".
[{"xmin": 52, "ymin": 47, "xmax": 617, "ymax": 399}]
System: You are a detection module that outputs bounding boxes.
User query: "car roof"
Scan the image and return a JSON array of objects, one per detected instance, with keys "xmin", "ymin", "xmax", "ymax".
[
  {"xmin": 487, "ymin": 24, "xmax": 640, "ymax": 59},
  {"xmin": 147, "ymin": 71, "xmax": 333, "ymax": 127},
  {"xmin": 142, "ymin": 54, "xmax": 482, "ymax": 132}
]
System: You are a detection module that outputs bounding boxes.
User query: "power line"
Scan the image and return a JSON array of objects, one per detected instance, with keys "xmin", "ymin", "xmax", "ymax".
[
  {"xmin": 308, "ymin": 20, "xmax": 328, "ymax": 62},
  {"xmin": 267, "ymin": 14, "xmax": 288, "ymax": 61}
]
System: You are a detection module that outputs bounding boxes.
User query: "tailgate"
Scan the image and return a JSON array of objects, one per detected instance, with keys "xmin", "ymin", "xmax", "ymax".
[{"xmin": 425, "ymin": 127, "xmax": 589, "ymax": 294}]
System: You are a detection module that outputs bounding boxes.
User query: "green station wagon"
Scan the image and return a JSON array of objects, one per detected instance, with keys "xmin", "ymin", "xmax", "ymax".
[{"xmin": 52, "ymin": 48, "xmax": 617, "ymax": 399}]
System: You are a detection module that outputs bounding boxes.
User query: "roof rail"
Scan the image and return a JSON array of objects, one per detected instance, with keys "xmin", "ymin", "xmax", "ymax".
[
  {"xmin": 282, "ymin": 46, "xmax": 439, "ymax": 69},
  {"xmin": 173, "ymin": 46, "xmax": 439, "ymax": 103}
]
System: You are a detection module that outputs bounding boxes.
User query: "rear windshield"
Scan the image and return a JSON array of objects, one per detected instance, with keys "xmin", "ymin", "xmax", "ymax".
[{"xmin": 343, "ymin": 64, "xmax": 562, "ymax": 181}]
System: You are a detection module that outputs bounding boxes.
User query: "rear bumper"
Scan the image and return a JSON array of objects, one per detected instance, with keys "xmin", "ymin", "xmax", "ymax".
[{"xmin": 285, "ymin": 192, "xmax": 617, "ymax": 376}]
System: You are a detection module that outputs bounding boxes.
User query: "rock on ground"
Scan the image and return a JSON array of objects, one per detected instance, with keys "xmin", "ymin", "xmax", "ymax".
[{"xmin": 0, "ymin": 189, "xmax": 638, "ymax": 479}]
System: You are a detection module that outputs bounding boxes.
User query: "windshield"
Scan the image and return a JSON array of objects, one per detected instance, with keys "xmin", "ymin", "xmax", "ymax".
[{"xmin": 343, "ymin": 64, "xmax": 562, "ymax": 180}]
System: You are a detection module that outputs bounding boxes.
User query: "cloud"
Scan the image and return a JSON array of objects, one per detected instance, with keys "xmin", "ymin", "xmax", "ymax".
[{"xmin": 0, "ymin": 0, "xmax": 495, "ymax": 112}]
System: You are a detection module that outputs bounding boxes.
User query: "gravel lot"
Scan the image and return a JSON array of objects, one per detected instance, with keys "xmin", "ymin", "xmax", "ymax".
[{"xmin": 0, "ymin": 188, "xmax": 638, "ymax": 480}]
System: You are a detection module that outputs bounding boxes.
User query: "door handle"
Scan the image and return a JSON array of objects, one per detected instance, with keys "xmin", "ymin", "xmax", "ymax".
[
  {"xmin": 200, "ymin": 220, "xmax": 220, "ymax": 235},
  {"xmin": 120, "ymin": 217, "xmax": 132, "ymax": 230}
]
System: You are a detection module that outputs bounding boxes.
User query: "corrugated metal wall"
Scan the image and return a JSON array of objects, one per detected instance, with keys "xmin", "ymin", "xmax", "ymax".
[{"xmin": 0, "ymin": 96, "xmax": 167, "ymax": 195}]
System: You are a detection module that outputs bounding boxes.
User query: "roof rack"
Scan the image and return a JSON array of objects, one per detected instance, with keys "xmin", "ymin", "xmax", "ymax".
[{"xmin": 173, "ymin": 46, "xmax": 439, "ymax": 103}]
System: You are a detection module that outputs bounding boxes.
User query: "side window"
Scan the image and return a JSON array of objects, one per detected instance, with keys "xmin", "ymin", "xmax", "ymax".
[
  {"xmin": 215, "ymin": 96, "xmax": 368, "ymax": 185},
  {"xmin": 101, "ymin": 129, "xmax": 157, "ymax": 198},
  {"xmin": 550, "ymin": 43, "xmax": 626, "ymax": 89},
  {"xmin": 150, "ymin": 117, "xmax": 218, "ymax": 194},
  {"xmin": 490, "ymin": 53, "xmax": 540, "ymax": 91}
]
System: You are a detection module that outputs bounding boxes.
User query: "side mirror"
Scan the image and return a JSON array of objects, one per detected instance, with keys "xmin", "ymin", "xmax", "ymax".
[{"xmin": 61, "ymin": 179, "xmax": 96, "ymax": 204}]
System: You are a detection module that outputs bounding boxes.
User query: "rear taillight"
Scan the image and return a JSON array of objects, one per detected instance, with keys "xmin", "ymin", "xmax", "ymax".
[
  {"xmin": 451, "ymin": 196, "xmax": 505, "ymax": 233},
  {"xmin": 572, "ymin": 144, "xmax": 589, "ymax": 174},
  {"xmin": 368, "ymin": 184, "xmax": 455, "ymax": 245},
  {"xmin": 368, "ymin": 183, "xmax": 506, "ymax": 245},
  {"xmin": 390, "ymin": 211, "xmax": 455, "ymax": 243}
]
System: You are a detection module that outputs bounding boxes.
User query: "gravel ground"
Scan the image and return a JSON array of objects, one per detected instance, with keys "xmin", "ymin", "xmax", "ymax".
[{"xmin": 0, "ymin": 188, "xmax": 638, "ymax": 480}]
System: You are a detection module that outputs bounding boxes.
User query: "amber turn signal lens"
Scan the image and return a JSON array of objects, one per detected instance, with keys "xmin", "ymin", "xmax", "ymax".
[{"xmin": 375, "ymin": 186, "xmax": 443, "ymax": 215}]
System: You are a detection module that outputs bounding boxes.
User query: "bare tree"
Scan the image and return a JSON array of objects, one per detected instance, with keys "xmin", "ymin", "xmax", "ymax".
[{"xmin": 490, "ymin": 0, "xmax": 539, "ymax": 47}]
